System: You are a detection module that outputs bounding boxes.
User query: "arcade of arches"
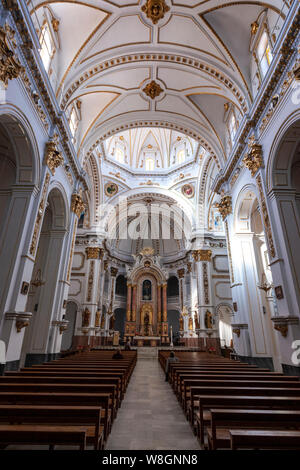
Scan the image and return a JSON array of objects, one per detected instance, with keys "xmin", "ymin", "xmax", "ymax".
[{"xmin": 0, "ymin": 0, "xmax": 299, "ymax": 432}]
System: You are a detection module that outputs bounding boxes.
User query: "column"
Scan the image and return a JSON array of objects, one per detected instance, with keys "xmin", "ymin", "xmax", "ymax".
[
  {"xmin": 0, "ymin": 174, "xmax": 51, "ymax": 368},
  {"xmin": 126, "ymin": 283, "xmax": 132, "ymax": 321},
  {"xmin": 157, "ymin": 284, "xmax": 162, "ymax": 323},
  {"xmin": 193, "ymin": 249, "xmax": 215, "ymax": 347},
  {"xmin": 161, "ymin": 283, "xmax": 168, "ymax": 343},
  {"xmin": 109, "ymin": 267, "xmax": 118, "ymax": 313},
  {"xmin": 25, "ymin": 229, "xmax": 67, "ymax": 360},
  {"xmin": 177, "ymin": 269, "xmax": 185, "ymax": 311},
  {"xmin": 162, "ymin": 283, "xmax": 167, "ymax": 322},
  {"xmin": 132, "ymin": 285, "xmax": 137, "ymax": 322},
  {"xmin": 46, "ymin": 214, "xmax": 79, "ymax": 356},
  {"xmin": 124, "ymin": 282, "xmax": 136, "ymax": 341}
]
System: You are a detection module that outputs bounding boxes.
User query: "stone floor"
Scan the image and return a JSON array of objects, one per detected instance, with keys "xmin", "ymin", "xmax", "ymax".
[{"xmin": 106, "ymin": 358, "xmax": 200, "ymax": 450}]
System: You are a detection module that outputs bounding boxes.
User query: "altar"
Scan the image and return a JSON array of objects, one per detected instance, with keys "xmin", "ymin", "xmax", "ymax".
[
  {"xmin": 133, "ymin": 336, "xmax": 161, "ymax": 347},
  {"xmin": 124, "ymin": 248, "xmax": 169, "ymax": 345}
]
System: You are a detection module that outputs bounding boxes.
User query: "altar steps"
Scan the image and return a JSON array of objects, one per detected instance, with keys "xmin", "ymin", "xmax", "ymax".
[{"xmin": 137, "ymin": 347, "xmax": 158, "ymax": 359}]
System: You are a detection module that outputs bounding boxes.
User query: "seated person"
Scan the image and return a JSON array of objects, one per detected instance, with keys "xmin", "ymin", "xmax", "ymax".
[
  {"xmin": 165, "ymin": 351, "xmax": 179, "ymax": 381},
  {"xmin": 112, "ymin": 348, "xmax": 124, "ymax": 359}
]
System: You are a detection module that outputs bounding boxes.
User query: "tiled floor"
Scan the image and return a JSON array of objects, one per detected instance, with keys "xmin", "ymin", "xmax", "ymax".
[{"xmin": 106, "ymin": 358, "xmax": 200, "ymax": 450}]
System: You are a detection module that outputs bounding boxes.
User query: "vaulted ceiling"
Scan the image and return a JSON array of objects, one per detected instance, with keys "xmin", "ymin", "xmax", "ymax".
[{"xmin": 29, "ymin": 0, "xmax": 287, "ymax": 169}]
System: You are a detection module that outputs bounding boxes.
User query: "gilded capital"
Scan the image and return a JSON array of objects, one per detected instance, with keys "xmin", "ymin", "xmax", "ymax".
[
  {"xmin": 232, "ymin": 328, "xmax": 241, "ymax": 338},
  {"xmin": 44, "ymin": 141, "xmax": 64, "ymax": 175},
  {"xmin": 177, "ymin": 268, "xmax": 185, "ymax": 279},
  {"xmin": 0, "ymin": 26, "xmax": 24, "ymax": 88},
  {"xmin": 293, "ymin": 63, "xmax": 300, "ymax": 81},
  {"xmin": 110, "ymin": 267, "xmax": 118, "ymax": 277},
  {"xmin": 274, "ymin": 324, "xmax": 288, "ymax": 337},
  {"xmin": 86, "ymin": 247, "xmax": 102, "ymax": 259},
  {"xmin": 141, "ymin": 0, "xmax": 170, "ymax": 25},
  {"xmin": 71, "ymin": 193, "xmax": 85, "ymax": 218},
  {"xmin": 243, "ymin": 141, "xmax": 263, "ymax": 177},
  {"xmin": 192, "ymin": 249, "xmax": 212, "ymax": 262},
  {"xmin": 216, "ymin": 195, "xmax": 232, "ymax": 220}
]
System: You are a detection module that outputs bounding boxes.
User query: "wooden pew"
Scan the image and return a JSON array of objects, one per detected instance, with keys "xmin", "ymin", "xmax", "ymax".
[
  {"xmin": 195, "ymin": 395, "xmax": 300, "ymax": 446},
  {"xmin": 0, "ymin": 405, "xmax": 103, "ymax": 449},
  {"xmin": 0, "ymin": 392, "xmax": 111, "ymax": 442},
  {"xmin": 229, "ymin": 429, "xmax": 300, "ymax": 450},
  {"xmin": 171, "ymin": 369, "xmax": 287, "ymax": 393},
  {"xmin": 0, "ymin": 424, "xmax": 87, "ymax": 450},
  {"xmin": 207, "ymin": 409, "xmax": 300, "ymax": 450},
  {"xmin": 28, "ymin": 365, "xmax": 131, "ymax": 387},
  {"xmin": 182, "ymin": 377, "xmax": 300, "ymax": 405},
  {"xmin": 189, "ymin": 385, "xmax": 300, "ymax": 428},
  {"xmin": 0, "ymin": 376, "xmax": 122, "ymax": 408},
  {"xmin": 0, "ymin": 350, "xmax": 137, "ymax": 449},
  {"xmin": 0, "ymin": 382, "xmax": 117, "ymax": 419},
  {"xmin": 6, "ymin": 370, "xmax": 126, "ymax": 397},
  {"xmin": 183, "ymin": 378, "xmax": 300, "ymax": 418}
]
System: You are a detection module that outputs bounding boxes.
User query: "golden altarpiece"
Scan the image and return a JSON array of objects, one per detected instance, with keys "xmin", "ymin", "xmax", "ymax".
[{"xmin": 124, "ymin": 248, "xmax": 169, "ymax": 346}]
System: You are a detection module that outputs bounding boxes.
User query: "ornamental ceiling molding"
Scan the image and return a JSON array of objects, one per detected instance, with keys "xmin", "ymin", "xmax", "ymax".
[
  {"xmin": 141, "ymin": 0, "xmax": 170, "ymax": 25},
  {"xmin": 1, "ymin": 1, "xmax": 87, "ymax": 190},
  {"xmin": 60, "ymin": 53, "xmax": 247, "ymax": 112},
  {"xmin": 213, "ymin": 8, "xmax": 300, "ymax": 194},
  {"xmin": 142, "ymin": 79, "xmax": 164, "ymax": 100},
  {"xmin": 85, "ymin": 154, "xmax": 101, "ymax": 224},
  {"xmin": 84, "ymin": 119, "xmax": 220, "ymax": 169}
]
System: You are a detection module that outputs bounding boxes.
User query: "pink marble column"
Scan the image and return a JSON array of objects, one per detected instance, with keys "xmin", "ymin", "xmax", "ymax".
[
  {"xmin": 132, "ymin": 284, "xmax": 137, "ymax": 322},
  {"xmin": 162, "ymin": 283, "xmax": 167, "ymax": 322},
  {"xmin": 126, "ymin": 283, "xmax": 132, "ymax": 321},
  {"xmin": 157, "ymin": 284, "xmax": 162, "ymax": 322}
]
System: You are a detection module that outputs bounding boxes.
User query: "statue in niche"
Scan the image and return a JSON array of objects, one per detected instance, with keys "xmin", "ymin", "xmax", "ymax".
[
  {"xmin": 179, "ymin": 315, "xmax": 184, "ymax": 331},
  {"xmin": 205, "ymin": 310, "xmax": 213, "ymax": 329},
  {"xmin": 109, "ymin": 314, "xmax": 115, "ymax": 330},
  {"xmin": 194, "ymin": 312, "xmax": 200, "ymax": 329},
  {"xmin": 188, "ymin": 316, "xmax": 193, "ymax": 330},
  {"xmin": 82, "ymin": 308, "xmax": 90, "ymax": 327},
  {"xmin": 142, "ymin": 279, "xmax": 152, "ymax": 300},
  {"xmin": 144, "ymin": 311, "xmax": 150, "ymax": 336},
  {"xmin": 95, "ymin": 310, "xmax": 101, "ymax": 327}
]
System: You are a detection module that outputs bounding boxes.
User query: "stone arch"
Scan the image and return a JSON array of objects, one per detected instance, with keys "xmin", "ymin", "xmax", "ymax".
[
  {"xmin": 167, "ymin": 276, "xmax": 179, "ymax": 297},
  {"xmin": 0, "ymin": 107, "xmax": 40, "ymax": 186},
  {"xmin": 47, "ymin": 183, "xmax": 70, "ymax": 231},
  {"xmin": 234, "ymin": 184, "xmax": 260, "ymax": 233},
  {"xmin": 115, "ymin": 275, "xmax": 127, "ymax": 297},
  {"xmin": 267, "ymin": 112, "xmax": 300, "ymax": 192},
  {"xmin": 21, "ymin": 186, "xmax": 69, "ymax": 365}
]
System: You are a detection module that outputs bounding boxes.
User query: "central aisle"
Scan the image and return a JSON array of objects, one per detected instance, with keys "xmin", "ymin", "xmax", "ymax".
[{"xmin": 106, "ymin": 357, "xmax": 200, "ymax": 450}]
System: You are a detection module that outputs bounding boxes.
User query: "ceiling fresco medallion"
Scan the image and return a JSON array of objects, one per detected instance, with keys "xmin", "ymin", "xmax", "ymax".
[
  {"xmin": 142, "ymin": 80, "xmax": 163, "ymax": 100},
  {"xmin": 181, "ymin": 184, "xmax": 195, "ymax": 199},
  {"xmin": 141, "ymin": 0, "xmax": 170, "ymax": 25},
  {"xmin": 105, "ymin": 182, "xmax": 118, "ymax": 197}
]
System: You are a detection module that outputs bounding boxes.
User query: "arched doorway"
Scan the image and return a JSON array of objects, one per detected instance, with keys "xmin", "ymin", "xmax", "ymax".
[
  {"xmin": 115, "ymin": 275, "xmax": 127, "ymax": 297},
  {"xmin": 61, "ymin": 301, "xmax": 77, "ymax": 351},
  {"xmin": 167, "ymin": 276, "xmax": 179, "ymax": 297},
  {"xmin": 167, "ymin": 310, "xmax": 180, "ymax": 344},
  {"xmin": 21, "ymin": 187, "xmax": 68, "ymax": 366},
  {"xmin": 0, "ymin": 113, "xmax": 38, "ymax": 324},
  {"xmin": 216, "ymin": 304, "xmax": 233, "ymax": 348},
  {"xmin": 114, "ymin": 308, "xmax": 126, "ymax": 340},
  {"xmin": 233, "ymin": 188, "xmax": 281, "ymax": 370}
]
